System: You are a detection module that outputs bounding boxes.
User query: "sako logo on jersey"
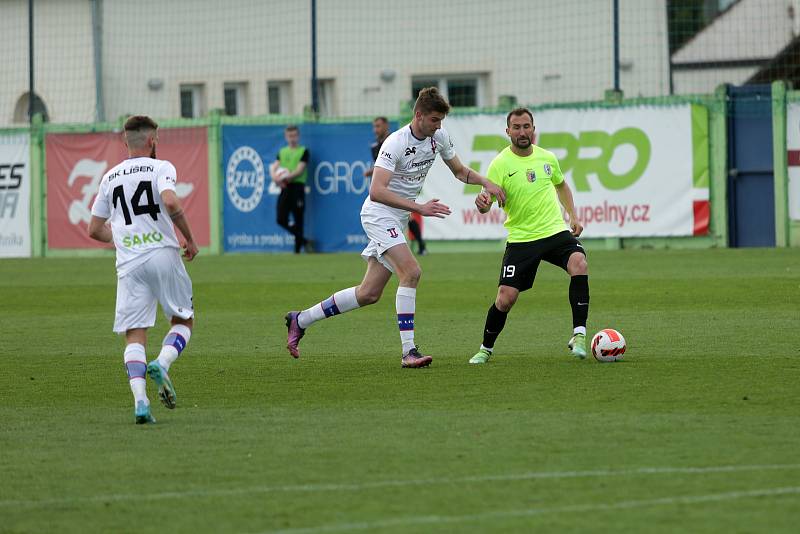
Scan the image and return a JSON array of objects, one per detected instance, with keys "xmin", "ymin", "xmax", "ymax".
[
  {"xmin": 121, "ymin": 231, "xmax": 163, "ymax": 247},
  {"xmin": 226, "ymin": 146, "xmax": 266, "ymax": 212}
]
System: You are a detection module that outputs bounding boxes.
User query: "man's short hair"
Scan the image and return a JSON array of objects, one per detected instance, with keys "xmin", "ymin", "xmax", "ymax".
[
  {"xmin": 506, "ymin": 107, "xmax": 534, "ymax": 127},
  {"xmin": 285, "ymin": 124, "xmax": 299, "ymax": 133},
  {"xmin": 414, "ymin": 87, "xmax": 450, "ymax": 115},
  {"xmin": 124, "ymin": 115, "xmax": 158, "ymax": 148},
  {"xmin": 124, "ymin": 115, "xmax": 158, "ymax": 132},
  {"xmin": 373, "ymin": 116, "xmax": 389, "ymax": 124}
]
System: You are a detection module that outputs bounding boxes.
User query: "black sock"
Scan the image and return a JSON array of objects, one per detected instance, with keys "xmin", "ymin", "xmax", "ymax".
[
  {"xmin": 569, "ymin": 275, "xmax": 589, "ymax": 330},
  {"xmin": 409, "ymin": 220, "xmax": 426, "ymax": 252},
  {"xmin": 482, "ymin": 303, "xmax": 508, "ymax": 349}
]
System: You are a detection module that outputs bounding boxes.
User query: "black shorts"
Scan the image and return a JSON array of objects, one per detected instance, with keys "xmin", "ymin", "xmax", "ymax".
[{"xmin": 498, "ymin": 230, "xmax": 585, "ymax": 291}]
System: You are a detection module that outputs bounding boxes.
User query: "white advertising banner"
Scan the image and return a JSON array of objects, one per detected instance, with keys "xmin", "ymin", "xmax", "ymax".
[
  {"xmin": 786, "ymin": 102, "xmax": 800, "ymax": 220},
  {"xmin": 0, "ymin": 134, "xmax": 31, "ymax": 257},
  {"xmin": 420, "ymin": 105, "xmax": 709, "ymax": 239}
]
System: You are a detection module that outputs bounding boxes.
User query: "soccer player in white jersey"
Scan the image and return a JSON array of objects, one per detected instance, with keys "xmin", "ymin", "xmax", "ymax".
[
  {"xmin": 89, "ymin": 115, "xmax": 198, "ymax": 424},
  {"xmin": 285, "ymin": 87, "xmax": 506, "ymax": 367}
]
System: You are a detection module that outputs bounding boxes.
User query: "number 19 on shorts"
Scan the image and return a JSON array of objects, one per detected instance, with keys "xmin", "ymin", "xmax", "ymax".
[{"xmin": 502, "ymin": 265, "xmax": 516, "ymax": 278}]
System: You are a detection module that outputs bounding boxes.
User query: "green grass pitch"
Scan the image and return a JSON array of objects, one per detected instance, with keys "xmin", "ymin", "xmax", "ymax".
[{"xmin": 1, "ymin": 247, "xmax": 799, "ymax": 533}]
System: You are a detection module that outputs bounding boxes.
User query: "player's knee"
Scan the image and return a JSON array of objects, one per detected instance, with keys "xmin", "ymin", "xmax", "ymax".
[
  {"xmin": 399, "ymin": 264, "xmax": 421, "ymax": 287},
  {"xmin": 568, "ymin": 254, "xmax": 588, "ymax": 276},
  {"xmin": 496, "ymin": 290, "xmax": 517, "ymax": 311},
  {"xmin": 356, "ymin": 286, "xmax": 382, "ymax": 306}
]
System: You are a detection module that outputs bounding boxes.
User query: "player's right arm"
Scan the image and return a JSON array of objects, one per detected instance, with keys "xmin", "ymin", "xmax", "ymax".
[
  {"xmin": 88, "ymin": 216, "xmax": 113, "ymax": 242},
  {"xmin": 369, "ymin": 138, "xmax": 451, "ymax": 218},
  {"xmin": 158, "ymin": 163, "xmax": 198, "ymax": 261},
  {"xmin": 369, "ymin": 167, "xmax": 451, "ymax": 218},
  {"xmin": 269, "ymin": 153, "xmax": 282, "ymax": 181},
  {"xmin": 88, "ymin": 179, "xmax": 113, "ymax": 242},
  {"xmin": 475, "ymin": 158, "xmax": 504, "ymax": 214}
]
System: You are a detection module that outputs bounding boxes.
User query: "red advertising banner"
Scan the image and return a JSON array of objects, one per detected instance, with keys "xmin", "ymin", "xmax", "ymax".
[{"xmin": 45, "ymin": 127, "xmax": 210, "ymax": 249}]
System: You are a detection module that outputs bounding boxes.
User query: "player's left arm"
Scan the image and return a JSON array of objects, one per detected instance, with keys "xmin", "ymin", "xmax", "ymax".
[
  {"xmin": 443, "ymin": 155, "xmax": 506, "ymax": 207},
  {"xmin": 555, "ymin": 181, "xmax": 583, "ymax": 237},
  {"xmin": 286, "ymin": 149, "xmax": 309, "ymax": 181},
  {"xmin": 88, "ymin": 216, "xmax": 113, "ymax": 243}
]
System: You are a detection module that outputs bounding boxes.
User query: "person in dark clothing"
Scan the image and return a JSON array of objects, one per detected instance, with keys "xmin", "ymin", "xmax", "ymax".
[{"xmin": 270, "ymin": 125, "xmax": 309, "ymax": 253}]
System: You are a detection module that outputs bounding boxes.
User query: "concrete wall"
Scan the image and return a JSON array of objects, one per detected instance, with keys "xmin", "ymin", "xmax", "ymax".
[{"xmin": 1, "ymin": 0, "xmax": 670, "ymax": 125}]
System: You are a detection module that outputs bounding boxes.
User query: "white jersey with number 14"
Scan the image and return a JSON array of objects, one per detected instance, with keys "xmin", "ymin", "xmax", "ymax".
[{"xmin": 91, "ymin": 157, "xmax": 181, "ymax": 277}]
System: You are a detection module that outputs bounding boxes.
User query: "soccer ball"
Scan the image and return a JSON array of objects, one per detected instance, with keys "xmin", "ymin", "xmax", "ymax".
[
  {"xmin": 273, "ymin": 166, "xmax": 290, "ymax": 182},
  {"xmin": 591, "ymin": 329, "xmax": 626, "ymax": 362}
]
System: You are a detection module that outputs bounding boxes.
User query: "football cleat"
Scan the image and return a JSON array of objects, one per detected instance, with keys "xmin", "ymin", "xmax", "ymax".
[
  {"xmin": 134, "ymin": 400, "xmax": 156, "ymax": 425},
  {"xmin": 568, "ymin": 333, "xmax": 587, "ymax": 359},
  {"xmin": 285, "ymin": 311, "xmax": 306, "ymax": 358},
  {"xmin": 401, "ymin": 347, "xmax": 433, "ymax": 368},
  {"xmin": 469, "ymin": 348, "xmax": 492, "ymax": 364},
  {"xmin": 146, "ymin": 361, "xmax": 177, "ymax": 409}
]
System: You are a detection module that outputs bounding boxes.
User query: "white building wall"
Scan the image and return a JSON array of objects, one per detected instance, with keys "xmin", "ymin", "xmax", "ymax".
[
  {"xmin": 673, "ymin": 67, "xmax": 757, "ymax": 95},
  {"xmin": 0, "ymin": 0, "xmax": 670, "ymax": 126}
]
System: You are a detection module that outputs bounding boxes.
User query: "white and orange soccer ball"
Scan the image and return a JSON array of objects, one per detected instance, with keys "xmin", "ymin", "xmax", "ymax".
[{"xmin": 591, "ymin": 329, "xmax": 626, "ymax": 362}]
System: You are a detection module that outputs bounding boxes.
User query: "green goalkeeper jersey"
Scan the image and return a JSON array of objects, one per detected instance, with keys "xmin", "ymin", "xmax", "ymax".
[{"xmin": 487, "ymin": 145, "xmax": 568, "ymax": 243}]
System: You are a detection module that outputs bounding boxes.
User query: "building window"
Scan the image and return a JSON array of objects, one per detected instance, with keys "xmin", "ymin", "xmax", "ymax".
[
  {"xmin": 446, "ymin": 79, "xmax": 478, "ymax": 107},
  {"xmin": 315, "ymin": 79, "xmax": 335, "ymax": 117},
  {"xmin": 224, "ymin": 82, "xmax": 248, "ymax": 116},
  {"xmin": 411, "ymin": 79, "xmax": 440, "ymax": 101},
  {"xmin": 411, "ymin": 75, "xmax": 486, "ymax": 108},
  {"xmin": 268, "ymin": 81, "xmax": 292, "ymax": 115},
  {"xmin": 12, "ymin": 92, "xmax": 49, "ymax": 123},
  {"xmin": 179, "ymin": 84, "xmax": 204, "ymax": 119}
]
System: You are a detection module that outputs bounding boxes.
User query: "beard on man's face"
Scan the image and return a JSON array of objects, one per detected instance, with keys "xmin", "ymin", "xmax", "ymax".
[{"xmin": 512, "ymin": 135, "xmax": 531, "ymax": 149}]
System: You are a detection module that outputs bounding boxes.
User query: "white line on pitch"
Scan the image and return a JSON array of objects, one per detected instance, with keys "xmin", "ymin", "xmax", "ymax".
[
  {"xmin": 259, "ymin": 486, "xmax": 800, "ymax": 534},
  {"xmin": 1, "ymin": 463, "xmax": 799, "ymax": 509}
]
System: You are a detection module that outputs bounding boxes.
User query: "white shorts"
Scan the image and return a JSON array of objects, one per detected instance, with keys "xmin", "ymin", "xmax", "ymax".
[
  {"xmin": 360, "ymin": 212, "xmax": 409, "ymax": 272},
  {"xmin": 114, "ymin": 247, "xmax": 194, "ymax": 333}
]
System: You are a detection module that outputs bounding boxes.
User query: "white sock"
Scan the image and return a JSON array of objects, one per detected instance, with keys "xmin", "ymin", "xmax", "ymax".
[
  {"xmin": 157, "ymin": 324, "xmax": 191, "ymax": 372},
  {"xmin": 124, "ymin": 343, "xmax": 148, "ymax": 406},
  {"xmin": 480, "ymin": 344, "xmax": 493, "ymax": 354},
  {"xmin": 297, "ymin": 287, "xmax": 360, "ymax": 329},
  {"xmin": 573, "ymin": 326, "xmax": 587, "ymax": 336},
  {"xmin": 396, "ymin": 286, "xmax": 416, "ymax": 355}
]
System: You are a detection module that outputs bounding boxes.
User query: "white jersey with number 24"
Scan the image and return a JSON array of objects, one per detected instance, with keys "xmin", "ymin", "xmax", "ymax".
[{"xmin": 361, "ymin": 124, "xmax": 456, "ymax": 222}]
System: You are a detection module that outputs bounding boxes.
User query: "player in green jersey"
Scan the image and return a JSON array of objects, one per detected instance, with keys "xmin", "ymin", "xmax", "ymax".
[{"xmin": 469, "ymin": 107, "xmax": 589, "ymax": 363}]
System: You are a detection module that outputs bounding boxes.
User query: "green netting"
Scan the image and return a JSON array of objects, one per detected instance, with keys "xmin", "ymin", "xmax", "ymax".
[{"xmin": 1, "ymin": 0, "xmax": 797, "ymax": 127}]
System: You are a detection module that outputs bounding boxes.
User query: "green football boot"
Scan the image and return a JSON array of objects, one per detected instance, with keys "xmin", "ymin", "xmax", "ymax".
[
  {"xmin": 568, "ymin": 333, "xmax": 587, "ymax": 359},
  {"xmin": 146, "ymin": 361, "xmax": 177, "ymax": 409},
  {"xmin": 134, "ymin": 401, "xmax": 156, "ymax": 425},
  {"xmin": 469, "ymin": 348, "xmax": 492, "ymax": 364}
]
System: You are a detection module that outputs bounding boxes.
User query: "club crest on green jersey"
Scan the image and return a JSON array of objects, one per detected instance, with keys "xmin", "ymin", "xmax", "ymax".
[
  {"xmin": 526, "ymin": 169, "xmax": 536, "ymax": 183},
  {"xmin": 544, "ymin": 163, "xmax": 552, "ymax": 176}
]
